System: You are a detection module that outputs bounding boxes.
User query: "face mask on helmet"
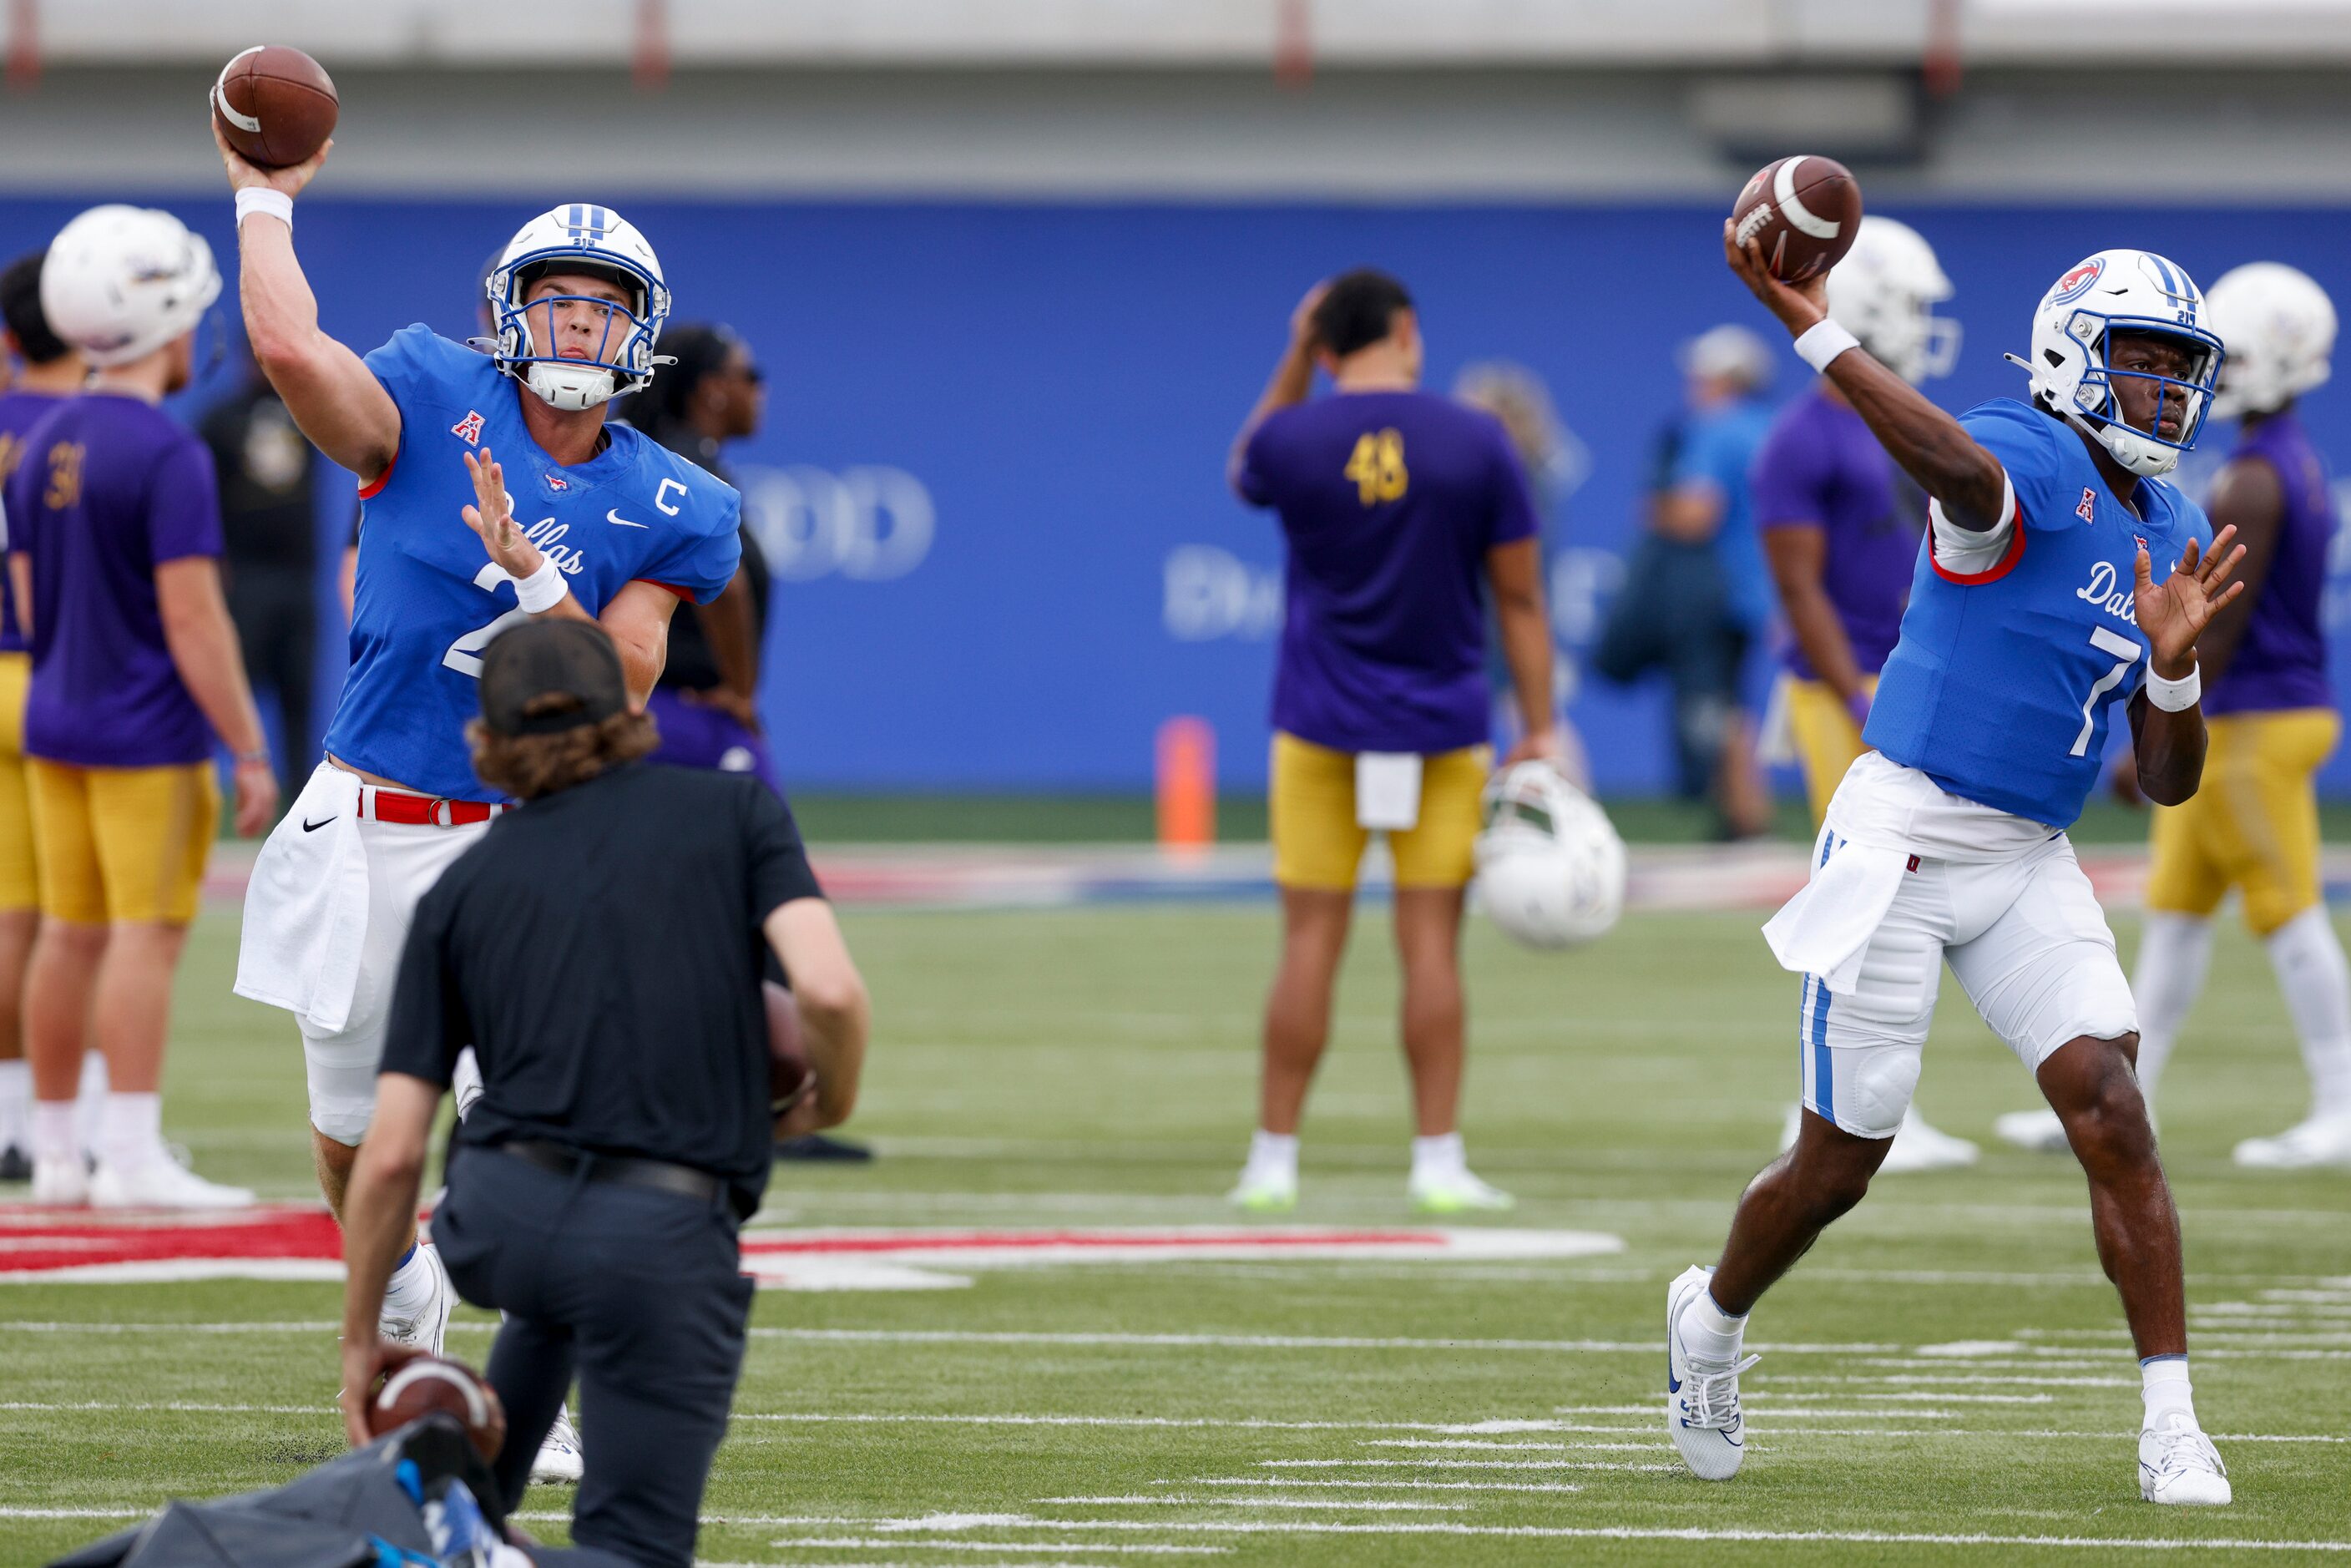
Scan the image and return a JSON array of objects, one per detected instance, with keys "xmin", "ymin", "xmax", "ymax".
[
  {"xmin": 2062, "ymin": 318, "xmax": 2222, "ymax": 478},
  {"xmin": 498, "ymin": 269, "xmax": 650, "ymax": 412}
]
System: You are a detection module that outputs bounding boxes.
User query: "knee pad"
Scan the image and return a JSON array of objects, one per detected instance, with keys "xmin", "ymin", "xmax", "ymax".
[
  {"xmin": 309, "ymin": 1100, "xmax": 372, "ymax": 1147},
  {"xmin": 1804, "ymin": 1039, "xmax": 1921, "ymax": 1141}
]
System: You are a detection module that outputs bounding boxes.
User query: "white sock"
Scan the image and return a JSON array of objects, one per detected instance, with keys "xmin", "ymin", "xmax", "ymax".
[
  {"xmin": 2263, "ymin": 907, "xmax": 2351, "ymax": 1119},
  {"xmin": 31, "ymin": 1100, "xmax": 76, "ymax": 1168},
  {"xmin": 1244, "ymin": 1129, "xmax": 1298, "ymax": 1183},
  {"xmin": 1679, "ymin": 1282, "xmax": 1748, "ymax": 1363},
  {"xmin": 1410, "ymin": 1131, "xmax": 1466, "ymax": 1183},
  {"xmin": 98, "ymin": 1092, "xmax": 162, "ymax": 1173},
  {"xmin": 381, "ymin": 1242, "xmax": 439, "ymax": 1320},
  {"xmin": 2141, "ymin": 1354, "xmax": 2196, "ymax": 1427},
  {"xmin": 0, "ymin": 1060, "xmax": 28, "ymax": 1150},
  {"xmin": 2130, "ymin": 913, "xmax": 2215, "ymax": 1104},
  {"xmin": 73, "ymin": 1050, "xmax": 109, "ymax": 1159}
]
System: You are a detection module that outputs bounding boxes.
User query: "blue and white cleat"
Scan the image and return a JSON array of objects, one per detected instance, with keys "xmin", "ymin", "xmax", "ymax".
[
  {"xmin": 2140, "ymin": 1413, "xmax": 2232, "ymax": 1505},
  {"xmin": 1666, "ymin": 1264, "xmax": 1758, "ymax": 1481}
]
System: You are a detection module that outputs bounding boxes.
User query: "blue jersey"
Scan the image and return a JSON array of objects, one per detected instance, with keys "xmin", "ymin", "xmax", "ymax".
[
  {"xmin": 1863, "ymin": 399, "xmax": 2213, "ymax": 828},
  {"xmin": 324, "ymin": 326, "xmax": 741, "ymax": 801}
]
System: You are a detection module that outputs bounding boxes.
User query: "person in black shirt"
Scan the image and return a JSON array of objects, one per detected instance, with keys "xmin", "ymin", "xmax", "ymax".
[
  {"xmin": 336, "ymin": 619, "xmax": 869, "ymax": 1568},
  {"xmin": 635, "ymin": 321, "xmax": 776, "ymax": 787},
  {"xmin": 200, "ymin": 348, "xmax": 319, "ymax": 773}
]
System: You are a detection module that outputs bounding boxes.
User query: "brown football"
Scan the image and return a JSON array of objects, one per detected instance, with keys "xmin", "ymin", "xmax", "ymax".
[
  {"xmin": 768, "ymin": 979, "xmax": 814, "ymax": 1120},
  {"xmin": 1729, "ymin": 155, "xmax": 1863, "ymax": 282},
  {"xmin": 368, "ymin": 1353, "xmax": 505, "ymax": 1462},
  {"xmin": 211, "ymin": 46, "xmax": 338, "ymax": 170}
]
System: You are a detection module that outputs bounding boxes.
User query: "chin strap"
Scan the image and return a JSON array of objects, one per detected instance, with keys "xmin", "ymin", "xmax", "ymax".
[{"xmin": 523, "ymin": 362, "xmax": 619, "ymax": 412}]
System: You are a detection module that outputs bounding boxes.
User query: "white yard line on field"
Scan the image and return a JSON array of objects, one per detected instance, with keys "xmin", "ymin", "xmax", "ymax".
[
  {"xmin": 1262, "ymin": 1459, "xmax": 1682, "ymax": 1470},
  {"xmin": 735, "ymin": 1543, "xmax": 1226, "ymax": 1556},
  {"xmin": 1168, "ymin": 1478, "xmax": 1595, "ymax": 1494},
  {"xmin": 1034, "ymin": 1497, "xmax": 1467, "ymax": 1510}
]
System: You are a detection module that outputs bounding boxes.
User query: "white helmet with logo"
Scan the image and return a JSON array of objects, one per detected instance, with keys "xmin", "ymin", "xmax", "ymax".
[
  {"xmin": 2205, "ymin": 262, "xmax": 2335, "ymax": 421},
  {"xmin": 39, "ymin": 205, "xmax": 220, "ymax": 368},
  {"xmin": 2021, "ymin": 249, "xmax": 2223, "ymax": 478},
  {"xmin": 1472, "ymin": 762, "xmax": 1626, "ymax": 950},
  {"xmin": 1826, "ymin": 215, "xmax": 1959, "ymax": 385},
  {"xmin": 485, "ymin": 204, "xmax": 671, "ymax": 411}
]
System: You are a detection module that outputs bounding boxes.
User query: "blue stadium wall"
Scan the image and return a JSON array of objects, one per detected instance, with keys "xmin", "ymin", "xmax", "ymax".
[{"xmin": 8, "ymin": 195, "xmax": 2351, "ymax": 795}]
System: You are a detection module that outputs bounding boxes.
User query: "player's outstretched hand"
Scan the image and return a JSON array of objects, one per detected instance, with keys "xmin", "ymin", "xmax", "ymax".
[
  {"xmin": 1289, "ymin": 280, "xmax": 1332, "ymax": 356},
  {"xmin": 1722, "ymin": 220, "xmax": 1830, "ymax": 339},
  {"xmin": 210, "ymin": 115, "xmax": 330, "ymax": 200},
  {"xmin": 2135, "ymin": 524, "xmax": 2247, "ymax": 675},
  {"xmin": 231, "ymin": 757, "xmax": 280, "ymax": 837},
  {"xmin": 461, "ymin": 448, "xmax": 546, "ymax": 579},
  {"xmin": 338, "ymin": 1336, "xmax": 429, "ymax": 1449}
]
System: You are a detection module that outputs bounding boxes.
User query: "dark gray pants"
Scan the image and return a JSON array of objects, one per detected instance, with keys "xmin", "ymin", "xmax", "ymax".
[{"xmin": 432, "ymin": 1146, "xmax": 756, "ymax": 1568}]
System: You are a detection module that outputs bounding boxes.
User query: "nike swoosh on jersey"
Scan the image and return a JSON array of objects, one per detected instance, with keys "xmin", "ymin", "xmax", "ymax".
[
  {"xmin": 606, "ymin": 509, "xmax": 649, "ymax": 529},
  {"xmin": 301, "ymin": 815, "xmax": 336, "ymax": 832}
]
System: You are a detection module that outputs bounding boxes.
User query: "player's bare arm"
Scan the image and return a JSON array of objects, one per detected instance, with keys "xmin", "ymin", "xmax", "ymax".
[
  {"xmin": 214, "ymin": 123, "xmax": 400, "ymax": 483},
  {"xmin": 2188, "ymin": 453, "xmax": 2285, "ymax": 683},
  {"xmin": 1762, "ymin": 524, "xmax": 1868, "ymax": 707},
  {"xmin": 1486, "ymin": 535, "xmax": 1560, "ymax": 763},
  {"xmin": 154, "ymin": 557, "xmax": 280, "ymax": 834},
  {"xmin": 1724, "ymin": 223, "xmax": 2007, "ymax": 530},
  {"xmin": 2126, "ymin": 528, "xmax": 2247, "ymax": 806},
  {"xmin": 764, "ymin": 898, "xmax": 871, "ymax": 1130},
  {"xmin": 460, "ymin": 446, "xmax": 675, "ymax": 702},
  {"xmin": 1227, "ymin": 281, "xmax": 1329, "ymax": 496}
]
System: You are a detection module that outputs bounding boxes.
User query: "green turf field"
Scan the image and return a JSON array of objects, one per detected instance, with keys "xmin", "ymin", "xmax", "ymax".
[{"xmin": 3, "ymin": 903, "xmax": 2346, "ymax": 1565}]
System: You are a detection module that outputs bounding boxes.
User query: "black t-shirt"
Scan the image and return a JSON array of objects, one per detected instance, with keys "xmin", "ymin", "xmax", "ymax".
[
  {"xmin": 380, "ymin": 762, "xmax": 823, "ymax": 1216},
  {"xmin": 199, "ymin": 379, "xmax": 317, "ymax": 573}
]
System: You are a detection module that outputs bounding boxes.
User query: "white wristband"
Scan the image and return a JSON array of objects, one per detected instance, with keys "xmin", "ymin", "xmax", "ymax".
[
  {"xmin": 513, "ymin": 556, "xmax": 571, "ymax": 615},
  {"xmin": 2145, "ymin": 660, "xmax": 2202, "ymax": 713},
  {"xmin": 235, "ymin": 187, "xmax": 293, "ymax": 230},
  {"xmin": 1794, "ymin": 319, "xmax": 1861, "ymax": 374}
]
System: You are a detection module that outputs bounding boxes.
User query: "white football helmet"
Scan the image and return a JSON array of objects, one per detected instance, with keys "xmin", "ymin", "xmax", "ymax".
[
  {"xmin": 2205, "ymin": 262, "xmax": 2336, "ymax": 421},
  {"xmin": 1826, "ymin": 215, "xmax": 1959, "ymax": 385},
  {"xmin": 39, "ymin": 205, "xmax": 220, "ymax": 368},
  {"xmin": 485, "ymin": 205, "xmax": 671, "ymax": 411},
  {"xmin": 1473, "ymin": 762, "xmax": 1626, "ymax": 950},
  {"xmin": 2020, "ymin": 249, "xmax": 2223, "ymax": 478}
]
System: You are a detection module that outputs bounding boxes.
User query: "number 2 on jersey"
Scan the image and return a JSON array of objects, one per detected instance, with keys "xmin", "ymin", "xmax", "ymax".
[
  {"xmin": 442, "ymin": 563, "xmax": 532, "ymax": 679},
  {"xmin": 1343, "ymin": 428, "xmax": 1408, "ymax": 506},
  {"xmin": 2070, "ymin": 625, "xmax": 2142, "ymax": 756}
]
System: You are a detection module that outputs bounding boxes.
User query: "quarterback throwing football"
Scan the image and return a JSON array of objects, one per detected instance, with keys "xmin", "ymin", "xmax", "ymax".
[
  {"xmin": 1662, "ymin": 225, "xmax": 2245, "ymax": 1506},
  {"xmin": 212, "ymin": 129, "xmax": 741, "ymax": 1479}
]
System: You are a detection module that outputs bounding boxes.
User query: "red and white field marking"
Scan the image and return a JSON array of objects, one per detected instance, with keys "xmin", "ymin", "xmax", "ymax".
[{"xmin": 0, "ymin": 1207, "xmax": 1620, "ymax": 1290}]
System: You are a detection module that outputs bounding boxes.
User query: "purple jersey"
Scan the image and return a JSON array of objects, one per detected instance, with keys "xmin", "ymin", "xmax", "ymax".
[
  {"xmin": 2205, "ymin": 410, "xmax": 2333, "ymax": 716},
  {"xmin": 0, "ymin": 390, "xmax": 70, "ymax": 656},
  {"xmin": 2, "ymin": 394, "xmax": 225, "ymax": 768},
  {"xmin": 1750, "ymin": 387, "xmax": 1923, "ymax": 680},
  {"xmin": 1238, "ymin": 391, "xmax": 1539, "ymax": 754}
]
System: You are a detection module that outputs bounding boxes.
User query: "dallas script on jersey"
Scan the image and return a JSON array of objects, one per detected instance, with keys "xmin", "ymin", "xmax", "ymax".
[{"xmin": 2076, "ymin": 559, "xmax": 2141, "ymax": 625}]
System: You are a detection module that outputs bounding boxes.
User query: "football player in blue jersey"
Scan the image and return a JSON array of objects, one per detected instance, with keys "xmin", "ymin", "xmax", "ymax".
[
  {"xmin": 210, "ymin": 130, "xmax": 741, "ymax": 1472},
  {"xmin": 1656, "ymin": 226, "xmax": 2248, "ymax": 1506}
]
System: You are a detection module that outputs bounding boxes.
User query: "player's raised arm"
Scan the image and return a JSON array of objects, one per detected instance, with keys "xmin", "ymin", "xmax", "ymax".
[
  {"xmin": 1228, "ymin": 281, "xmax": 1328, "ymax": 498},
  {"xmin": 215, "ymin": 123, "xmax": 399, "ymax": 484},
  {"xmin": 1723, "ymin": 224, "xmax": 2008, "ymax": 532}
]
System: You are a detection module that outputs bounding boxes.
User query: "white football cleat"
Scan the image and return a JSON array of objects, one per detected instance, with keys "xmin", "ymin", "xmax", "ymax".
[
  {"xmin": 1408, "ymin": 1168, "xmax": 1514, "ymax": 1214},
  {"xmin": 89, "ymin": 1156, "xmax": 253, "ymax": 1211},
  {"xmin": 30, "ymin": 1156, "xmax": 88, "ymax": 1206},
  {"xmin": 1666, "ymin": 1264, "xmax": 1758, "ymax": 1481},
  {"xmin": 381, "ymin": 1242, "xmax": 453, "ymax": 1356},
  {"xmin": 532, "ymin": 1405, "xmax": 585, "ymax": 1484},
  {"xmin": 1878, "ymin": 1108, "xmax": 1979, "ymax": 1173},
  {"xmin": 2232, "ymin": 1110, "xmax": 2351, "ymax": 1170},
  {"xmin": 1227, "ymin": 1167, "xmax": 1297, "ymax": 1214},
  {"xmin": 2140, "ymin": 1413, "xmax": 2231, "ymax": 1505},
  {"xmin": 1995, "ymin": 1107, "xmax": 2073, "ymax": 1154}
]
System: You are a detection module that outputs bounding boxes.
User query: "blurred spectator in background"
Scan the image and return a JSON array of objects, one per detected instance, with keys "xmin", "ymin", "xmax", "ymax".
[
  {"xmin": 202, "ymin": 341, "xmax": 319, "ymax": 776},
  {"xmin": 1454, "ymin": 360, "xmax": 1591, "ymax": 789},
  {"xmin": 634, "ymin": 322, "xmax": 775, "ymax": 788},
  {"xmin": 0, "ymin": 248, "xmax": 86, "ymax": 1183},
  {"xmin": 1593, "ymin": 324, "xmax": 1777, "ymax": 838}
]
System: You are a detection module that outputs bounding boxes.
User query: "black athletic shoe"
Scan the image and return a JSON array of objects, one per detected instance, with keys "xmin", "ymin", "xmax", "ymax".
[
  {"xmin": 0, "ymin": 1145, "xmax": 30, "ymax": 1182},
  {"xmin": 775, "ymin": 1133, "xmax": 874, "ymax": 1164}
]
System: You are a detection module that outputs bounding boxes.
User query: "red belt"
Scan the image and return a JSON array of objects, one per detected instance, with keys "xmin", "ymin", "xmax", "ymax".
[{"xmin": 356, "ymin": 786, "xmax": 506, "ymax": 827}]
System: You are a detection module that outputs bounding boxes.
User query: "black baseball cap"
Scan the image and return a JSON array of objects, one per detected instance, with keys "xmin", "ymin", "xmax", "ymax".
[{"xmin": 478, "ymin": 620, "xmax": 628, "ymax": 736}]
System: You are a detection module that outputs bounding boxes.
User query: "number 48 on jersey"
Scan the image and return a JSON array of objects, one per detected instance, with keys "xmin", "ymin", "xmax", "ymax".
[{"xmin": 1344, "ymin": 428, "xmax": 1408, "ymax": 506}]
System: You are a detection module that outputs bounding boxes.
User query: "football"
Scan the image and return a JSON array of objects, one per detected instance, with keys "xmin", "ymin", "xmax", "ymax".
[
  {"xmin": 368, "ymin": 1354, "xmax": 504, "ymax": 1462},
  {"xmin": 768, "ymin": 979, "xmax": 815, "ymax": 1120},
  {"xmin": 1729, "ymin": 154, "xmax": 1863, "ymax": 282},
  {"xmin": 210, "ymin": 45, "xmax": 338, "ymax": 169}
]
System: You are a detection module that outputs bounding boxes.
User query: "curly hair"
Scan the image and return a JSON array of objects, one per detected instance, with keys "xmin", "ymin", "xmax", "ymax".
[{"xmin": 468, "ymin": 696, "xmax": 659, "ymax": 802}]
